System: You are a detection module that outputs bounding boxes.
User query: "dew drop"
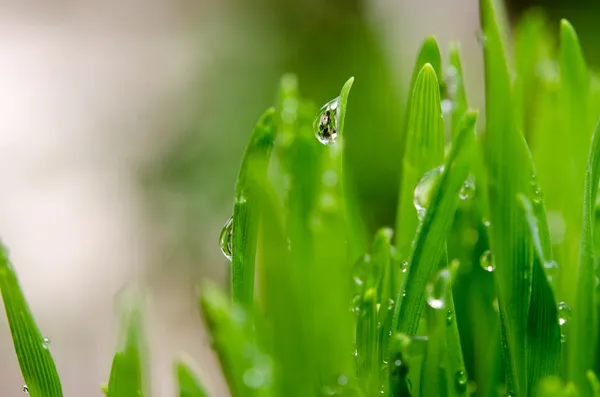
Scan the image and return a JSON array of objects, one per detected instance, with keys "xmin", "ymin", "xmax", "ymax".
[
  {"xmin": 352, "ymin": 254, "xmax": 376, "ymax": 288},
  {"xmin": 544, "ymin": 260, "xmax": 559, "ymax": 283},
  {"xmin": 314, "ymin": 97, "xmax": 340, "ymax": 145},
  {"xmin": 480, "ymin": 250, "xmax": 495, "ymax": 272},
  {"xmin": 22, "ymin": 385, "xmax": 29, "ymax": 394},
  {"xmin": 400, "ymin": 261, "xmax": 408, "ymax": 273},
  {"xmin": 219, "ymin": 215, "xmax": 233, "ymax": 261},
  {"xmin": 482, "ymin": 218, "xmax": 491, "ymax": 228},
  {"xmin": 446, "ymin": 310, "xmax": 454, "ymax": 325},
  {"xmin": 414, "ymin": 166, "xmax": 444, "ymax": 220},
  {"xmin": 459, "ymin": 176, "xmax": 476, "ymax": 200},
  {"xmin": 426, "ymin": 269, "xmax": 450, "ymax": 309},
  {"xmin": 350, "ymin": 294, "xmax": 362, "ymax": 314},
  {"xmin": 388, "ymin": 298, "xmax": 395, "ymax": 311},
  {"xmin": 42, "ymin": 337, "xmax": 51, "ymax": 348},
  {"xmin": 557, "ymin": 302, "xmax": 571, "ymax": 326},
  {"xmin": 454, "ymin": 370, "xmax": 468, "ymax": 392}
]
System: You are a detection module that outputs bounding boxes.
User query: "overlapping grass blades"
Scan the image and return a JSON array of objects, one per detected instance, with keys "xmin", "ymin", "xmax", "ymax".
[
  {"xmin": 176, "ymin": 360, "xmax": 209, "ymax": 397},
  {"xmin": 0, "ymin": 244, "xmax": 63, "ymax": 397}
]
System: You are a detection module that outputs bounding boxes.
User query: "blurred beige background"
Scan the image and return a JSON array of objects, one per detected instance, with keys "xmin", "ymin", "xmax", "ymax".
[{"xmin": 0, "ymin": 0, "xmax": 480, "ymax": 396}]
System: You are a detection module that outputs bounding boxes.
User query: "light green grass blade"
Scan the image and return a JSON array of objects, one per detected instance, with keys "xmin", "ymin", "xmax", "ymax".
[
  {"xmin": 392, "ymin": 110, "xmax": 477, "ymax": 336},
  {"xmin": 407, "ymin": 37, "xmax": 442, "ymax": 99},
  {"xmin": 479, "ymin": 0, "xmax": 541, "ymax": 393},
  {"xmin": 0, "ymin": 244, "xmax": 63, "ymax": 397},
  {"xmin": 395, "ymin": 63, "xmax": 445, "ymax": 265},
  {"xmin": 571, "ymin": 120, "xmax": 600, "ymax": 395},
  {"xmin": 176, "ymin": 360, "xmax": 209, "ymax": 397},
  {"xmin": 231, "ymin": 108, "xmax": 277, "ymax": 307},
  {"xmin": 447, "ymin": 43, "xmax": 468, "ymax": 140},
  {"xmin": 107, "ymin": 305, "xmax": 147, "ymax": 397}
]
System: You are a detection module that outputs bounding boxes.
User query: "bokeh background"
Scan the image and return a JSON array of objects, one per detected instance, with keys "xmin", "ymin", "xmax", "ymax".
[{"xmin": 0, "ymin": 0, "xmax": 598, "ymax": 395}]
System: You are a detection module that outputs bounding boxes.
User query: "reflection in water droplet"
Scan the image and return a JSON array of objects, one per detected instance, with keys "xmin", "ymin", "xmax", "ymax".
[
  {"xmin": 459, "ymin": 176, "xmax": 476, "ymax": 200},
  {"xmin": 219, "ymin": 215, "xmax": 234, "ymax": 261},
  {"xmin": 446, "ymin": 310, "xmax": 454, "ymax": 325},
  {"xmin": 314, "ymin": 97, "xmax": 340, "ymax": 145},
  {"xmin": 414, "ymin": 166, "xmax": 444, "ymax": 220},
  {"xmin": 22, "ymin": 386, "xmax": 29, "ymax": 394},
  {"xmin": 426, "ymin": 269, "xmax": 450, "ymax": 309},
  {"xmin": 558, "ymin": 302, "xmax": 571, "ymax": 326},
  {"xmin": 454, "ymin": 370, "xmax": 468, "ymax": 392},
  {"xmin": 480, "ymin": 250, "xmax": 495, "ymax": 272}
]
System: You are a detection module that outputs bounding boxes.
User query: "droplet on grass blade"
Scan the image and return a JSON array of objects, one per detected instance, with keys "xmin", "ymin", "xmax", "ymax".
[
  {"xmin": 426, "ymin": 269, "xmax": 450, "ymax": 309},
  {"xmin": 454, "ymin": 370, "xmax": 468, "ymax": 392},
  {"xmin": 350, "ymin": 294, "xmax": 361, "ymax": 314},
  {"xmin": 544, "ymin": 260, "xmax": 559, "ymax": 284},
  {"xmin": 480, "ymin": 250, "xmax": 495, "ymax": 272},
  {"xmin": 557, "ymin": 302, "xmax": 571, "ymax": 326},
  {"xmin": 42, "ymin": 336, "xmax": 51, "ymax": 348},
  {"xmin": 314, "ymin": 97, "xmax": 340, "ymax": 145},
  {"xmin": 219, "ymin": 215, "xmax": 233, "ymax": 261},
  {"xmin": 352, "ymin": 254, "xmax": 379, "ymax": 288},
  {"xmin": 459, "ymin": 175, "xmax": 475, "ymax": 200},
  {"xmin": 414, "ymin": 165, "xmax": 444, "ymax": 220},
  {"xmin": 446, "ymin": 310, "xmax": 454, "ymax": 325}
]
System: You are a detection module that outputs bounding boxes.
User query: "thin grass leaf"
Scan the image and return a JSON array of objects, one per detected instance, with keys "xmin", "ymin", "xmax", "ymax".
[
  {"xmin": 231, "ymin": 108, "xmax": 277, "ymax": 306},
  {"xmin": 447, "ymin": 43, "xmax": 468, "ymax": 140},
  {"xmin": 107, "ymin": 304, "xmax": 148, "ymax": 397},
  {"xmin": 570, "ymin": 120, "xmax": 600, "ymax": 395},
  {"xmin": 0, "ymin": 244, "xmax": 63, "ymax": 397},
  {"xmin": 392, "ymin": 110, "xmax": 477, "ymax": 336},
  {"xmin": 176, "ymin": 360, "xmax": 209, "ymax": 397},
  {"xmin": 407, "ymin": 37, "xmax": 442, "ymax": 101},
  {"xmin": 395, "ymin": 63, "xmax": 445, "ymax": 265}
]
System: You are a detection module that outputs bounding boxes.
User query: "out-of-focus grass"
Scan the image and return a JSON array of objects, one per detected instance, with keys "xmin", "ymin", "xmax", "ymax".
[{"xmin": 3, "ymin": 0, "xmax": 600, "ymax": 396}]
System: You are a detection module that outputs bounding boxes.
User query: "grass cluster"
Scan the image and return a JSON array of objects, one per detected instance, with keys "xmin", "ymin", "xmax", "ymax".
[{"xmin": 2, "ymin": 0, "xmax": 600, "ymax": 396}]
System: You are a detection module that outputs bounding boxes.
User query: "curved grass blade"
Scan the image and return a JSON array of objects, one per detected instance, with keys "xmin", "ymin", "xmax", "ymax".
[
  {"xmin": 0, "ymin": 244, "xmax": 63, "ymax": 397},
  {"xmin": 107, "ymin": 304, "xmax": 148, "ymax": 397},
  {"xmin": 231, "ymin": 108, "xmax": 277, "ymax": 307},
  {"xmin": 570, "ymin": 120, "xmax": 600, "ymax": 395},
  {"xmin": 447, "ymin": 43, "xmax": 468, "ymax": 140},
  {"xmin": 392, "ymin": 110, "xmax": 477, "ymax": 336},
  {"xmin": 395, "ymin": 63, "xmax": 445, "ymax": 267},
  {"xmin": 176, "ymin": 360, "xmax": 209, "ymax": 397},
  {"xmin": 200, "ymin": 281, "xmax": 273, "ymax": 397}
]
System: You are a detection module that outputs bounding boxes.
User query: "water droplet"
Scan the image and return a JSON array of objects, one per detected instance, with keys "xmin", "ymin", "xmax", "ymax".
[
  {"xmin": 558, "ymin": 302, "xmax": 571, "ymax": 326},
  {"xmin": 388, "ymin": 298, "xmax": 395, "ymax": 311},
  {"xmin": 352, "ymin": 254, "xmax": 377, "ymax": 288},
  {"xmin": 42, "ymin": 337, "xmax": 51, "ymax": 348},
  {"xmin": 459, "ymin": 176, "xmax": 476, "ymax": 200},
  {"xmin": 441, "ymin": 99, "xmax": 453, "ymax": 117},
  {"xmin": 544, "ymin": 260, "xmax": 559, "ymax": 283},
  {"xmin": 482, "ymin": 218, "xmax": 491, "ymax": 228},
  {"xmin": 414, "ymin": 166, "xmax": 444, "ymax": 220},
  {"xmin": 560, "ymin": 333, "xmax": 566, "ymax": 343},
  {"xmin": 22, "ymin": 385, "xmax": 29, "ymax": 394},
  {"xmin": 400, "ymin": 261, "xmax": 408, "ymax": 273},
  {"xmin": 314, "ymin": 97, "xmax": 340, "ymax": 145},
  {"xmin": 426, "ymin": 269, "xmax": 450, "ymax": 309},
  {"xmin": 454, "ymin": 370, "xmax": 468, "ymax": 392},
  {"xmin": 480, "ymin": 250, "xmax": 495, "ymax": 272},
  {"xmin": 446, "ymin": 310, "xmax": 454, "ymax": 325},
  {"xmin": 351, "ymin": 294, "xmax": 361, "ymax": 313},
  {"xmin": 219, "ymin": 215, "xmax": 233, "ymax": 261}
]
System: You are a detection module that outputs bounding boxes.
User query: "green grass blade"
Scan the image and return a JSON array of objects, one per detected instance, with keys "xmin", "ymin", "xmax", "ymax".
[
  {"xmin": 392, "ymin": 110, "xmax": 477, "ymax": 336},
  {"xmin": 231, "ymin": 108, "xmax": 277, "ymax": 306},
  {"xmin": 570, "ymin": 120, "xmax": 600, "ymax": 395},
  {"xmin": 395, "ymin": 63, "xmax": 445, "ymax": 265},
  {"xmin": 447, "ymin": 43, "xmax": 468, "ymax": 140},
  {"xmin": 176, "ymin": 360, "xmax": 209, "ymax": 397},
  {"xmin": 407, "ymin": 37, "xmax": 442, "ymax": 100},
  {"xmin": 107, "ymin": 304, "xmax": 147, "ymax": 397},
  {"xmin": 0, "ymin": 244, "xmax": 63, "ymax": 397}
]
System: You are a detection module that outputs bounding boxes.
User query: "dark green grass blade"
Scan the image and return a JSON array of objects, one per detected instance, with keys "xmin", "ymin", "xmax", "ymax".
[
  {"xmin": 447, "ymin": 43, "xmax": 468, "ymax": 141},
  {"xmin": 107, "ymin": 304, "xmax": 147, "ymax": 397},
  {"xmin": 231, "ymin": 108, "xmax": 276, "ymax": 306},
  {"xmin": 200, "ymin": 281, "xmax": 273, "ymax": 397},
  {"xmin": 392, "ymin": 110, "xmax": 477, "ymax": 336},
  {"xmin": 0, "ymin": 244, "xmax": 63, "ymax": 397},
  {"xmin": 571, "ymin": 120, "xmax": 600, "ymax": 395},
  {"xmin": 479, "ymin": 0, "xmax": 541, "ymax": 393},
  {"xmin": 395, "ymin": 63, "xmax": 445, "ymax": 265},
  {"xmin": 176, "ymin": 360, "xmax": 209, "ymax": 397}
]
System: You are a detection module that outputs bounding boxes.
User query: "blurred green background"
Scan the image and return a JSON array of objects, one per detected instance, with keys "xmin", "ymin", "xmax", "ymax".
[{"xmin": 1, "ymin": 0, "xmax": 600, "ymax": 396}]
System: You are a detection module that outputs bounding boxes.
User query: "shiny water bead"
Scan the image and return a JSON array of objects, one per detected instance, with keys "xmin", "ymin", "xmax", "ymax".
[
  {"xmin": 480, "ymin": 250, "xmax": 495, "ymax": 272},
  {"xmin": 352, "ymin": 254, "xmax": 379, "ymax": 288},
  {"xmin": 454, "ymin": 370, "xmax": 468, "ymax": 392},
  {"xmin": 426, "ymin": 269, "xmax": 450, "ymax": 309},
  {"xmin": 22, "ymin": 386, "xmax": 29, "ymax": 394},
  {"xmin": 219, "ymin": 215, "xmax": 234, "ymax": 261},
  {"xmin": 414, "ymin": 165, "xmax": 444, "ymax": 220},
  {"xmin": 459, "ymin": 176, "xmax": 476, "ymax": 200},
  {"xmin": 446, "ymin": 310, "xmax": 454, "ymax": 325},
  {"xmin": 314, "ymin": 97, "xmax": 340, "ymax": 145},
  {"xmin": 557, "ymin": 302, "xmax": 571, "ymax": 326}
]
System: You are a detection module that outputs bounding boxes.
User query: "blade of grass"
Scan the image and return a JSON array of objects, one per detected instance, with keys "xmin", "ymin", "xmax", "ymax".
[
  {"xmin": 570, "ymin": 120, "xmax": 600, "ymax": 395},
  {"xmin": 176, "ymin": 360, "xmax": 209, "ymax": 397},
  {"xmin": 0, "ymin": 244, "xmax": 63, "ymax": 397},
  {"xmin": 231, "ymin": 108, "xmax": 277, "ymax": 306},
  {"xmin": 447, "ymin": 43, "xmax": 468, "ymax": 141},
  {"xmin": 392, "ymin": 110, "xmax": 477, "ymax": 335}
]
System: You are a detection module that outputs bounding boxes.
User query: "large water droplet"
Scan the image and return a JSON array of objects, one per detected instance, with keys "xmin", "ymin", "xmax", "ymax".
[
  {"xmin": 314, "ymin": 97, "xmax": 340, "ymax": 145},
  {"xmin": 454, "ymin": 370, "xmax": 468, "ymax": 392},
  {"xmin": 22, "ymin": 385, "xmax": 29, "ymax": 394},
  {"xmin": 480, "ymin": 250, "xmax": 495, "ymax": 272},
  {"xmin": 426, "ymin": 269, "xmax": 450, "ymax": 309},
  {"xmin": 459, "ymin": 176, "xmax": 476, "ymax": 200},
  {"xmin": 219, "ymin": 215, "xmax": 233, "ymax": 261},
  {"xmin": 414, "ymin": 166, "xmax": 444, "ymax": 220},
  {"xmin": 557, "ymin": 302, "xmax": 571, "ymax": 326}
]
